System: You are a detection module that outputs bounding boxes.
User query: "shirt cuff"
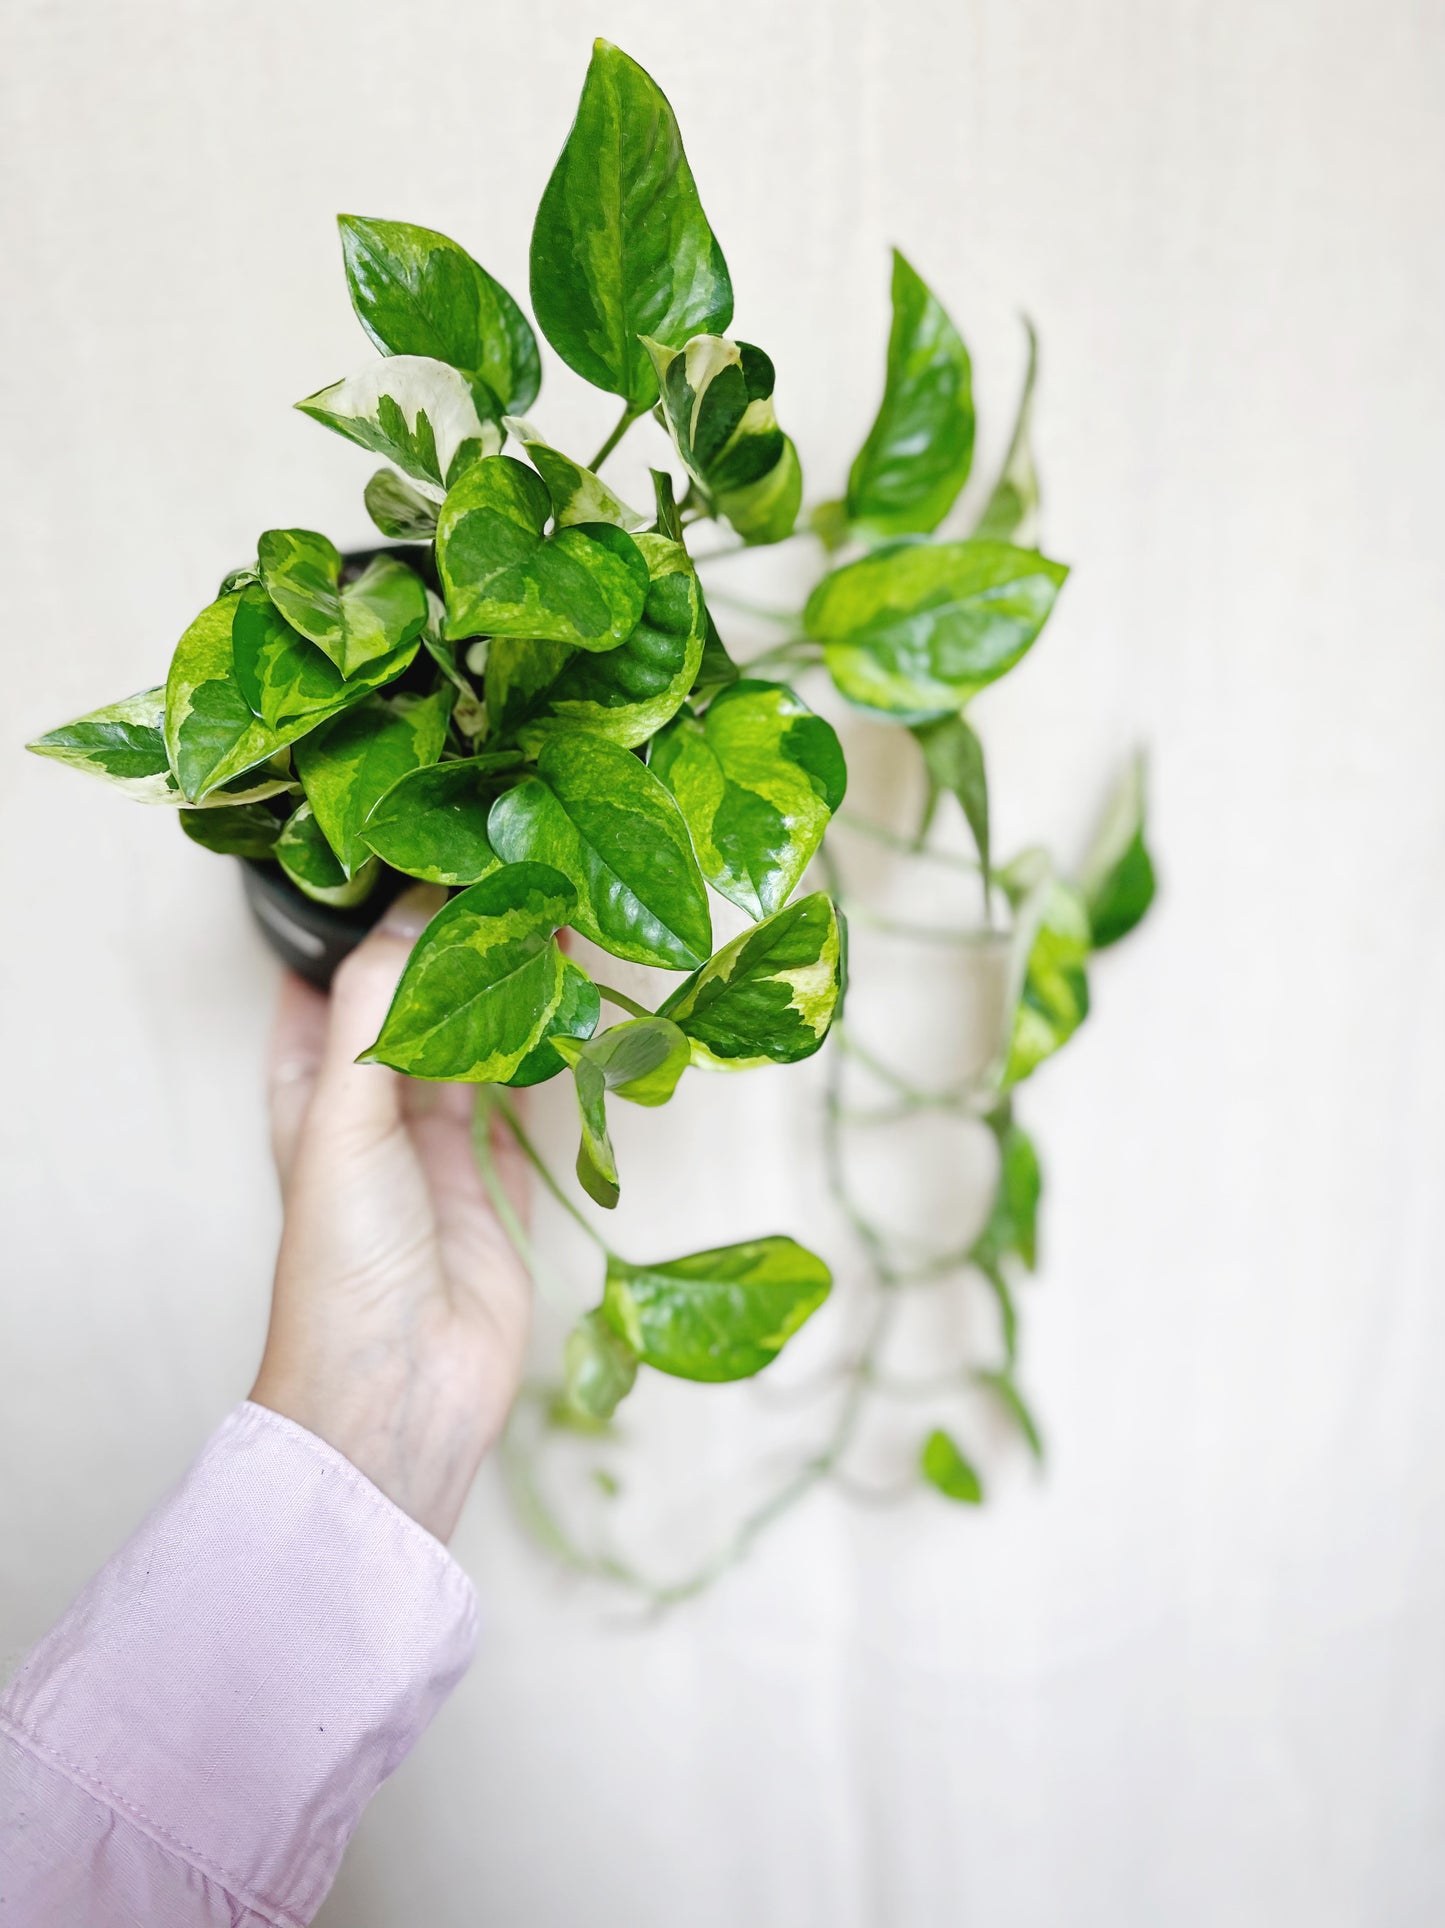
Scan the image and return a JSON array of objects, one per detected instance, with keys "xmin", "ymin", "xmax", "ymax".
[{"xmin": 0, "ymin": 1401, "xmax": 478, "ymax": 1928}]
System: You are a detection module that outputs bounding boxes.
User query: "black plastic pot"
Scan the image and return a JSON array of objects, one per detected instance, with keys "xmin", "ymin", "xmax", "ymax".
[{"xmin": 236, "ymin": 543, "xmax": 442, "ymax": 990}]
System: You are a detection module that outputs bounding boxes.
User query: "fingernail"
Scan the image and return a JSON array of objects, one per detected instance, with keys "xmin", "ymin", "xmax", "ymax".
[{"xmin": 378, "ymin": 883, "xmax": 446, "ymax": 941}]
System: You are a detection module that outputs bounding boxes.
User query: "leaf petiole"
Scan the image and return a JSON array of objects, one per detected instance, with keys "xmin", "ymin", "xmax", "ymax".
[
  {"xmin": 590, "ymin": 981, "xmax": 653, "ymax": 1020},
  {"xmin": 588, "ymin": 402, "xmax": 644, "ymax": 473},
  {"xmin": 489, "ymin": 1091, "xmax": 616, "ymax": 1256}
]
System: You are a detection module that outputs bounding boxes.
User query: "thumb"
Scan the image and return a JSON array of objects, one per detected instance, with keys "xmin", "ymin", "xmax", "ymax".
[{"xmin": 310, "ymin": 883, "xmax": 447, "ymax": 1140}]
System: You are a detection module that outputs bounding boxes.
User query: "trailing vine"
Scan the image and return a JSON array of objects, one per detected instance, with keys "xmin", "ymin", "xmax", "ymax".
[{"xmin": 27, "ymin": 39, "xmax": 1155, "ymax": 1605}]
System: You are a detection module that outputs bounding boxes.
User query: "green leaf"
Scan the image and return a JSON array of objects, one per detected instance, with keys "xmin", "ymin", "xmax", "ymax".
[
  {"xmin": 361, "ymin": 754, "xmax": 515, "ymax": 885},
  {"xmin": 1002, "ymin": 865, "xmax": 1091, "ymax": 1086},
  {"xmin": 913, "ymin": 713, "xmax": 989, "ymax": 884},
  {"xmin": 338, "ymin": 215, "xmax": 540, "ymax": 415},
  {"xmin": 1081, "ymin": 753, "xmax": 1156, "ymax": 949},
  {"xmin": 658, "ymin": 892, "xmax": 842, "ymax": 1068},
  {"xmin": 297, "ymin": 355, "xmax": 502, "ymax": 496},
  {"xmin": 27, "ymin": 687, "xmax": 293, "ymax": 808},
  {"xmin": 920, "ymin": 1428, "xmax": 983, "ymax": 1503},
  {"xmin": 652, "ymin": 679, "xmax": 846, "ymax": 920},
  {"xmin": 363, "ymin": 861, "xmax": 575, "ymax": 1081},
  {"xmin": 488, "ymin": 733, "xmax": 711, "ymax": 971},
  {"xmin": 228, "ymin": 583, "xmax": 420, "ymax": 735},
  {"xmin": 650, "ymin": 468, "xmax": 684, "ymax": 544},
  {"xmin": 847, "ymin": 250, "xmax": 975, "ymax": 537},
  {"xmin": 294, "ymin": 688, "xmax": 450, "ymax": 879},
  {"xmin": 504, "ymin": 958, "xmax": 601, "ymax": 1088},
  {"xmin": 972, "ymin": 319, "xmax": 1040, "ymax": 546},
  {"xmin": 501, "ymin": 417, "xmax": 647, "ymax": 530},
  {"xmin": 163, "ymin": 591, "xmax": 403, "ymax": 803},
  {"xmin": 974, "ymin": 1369, "xmax": 1044, "ymax": 1463},
  {"xmin": 275, "ymin": 800, "xmax": 379, "ymax": 907},
  {"xmin": 257, "ymin": 530, "xmax": 428, "ymax": 678},
  {"xmin": 178, "ymin": 802, "xmax": 280, "ymax": 859},
  {"xmin": 602, "ymin": 1235, "xmax": 831, "ymax": 1383},
  {"xmin": 807, "ymin": 540, "xmax": 1068, "ymax": 721},
  {"xmin": 564, "ymin": 1308, "xmax": 638, "ymax": 1422},
  {"xmin": 363, "ymin": 468, "xmax": 439, "ymax": 540},
  {"xmin": 556, "ymin": 1016, "xmax": 691, "ymax": 1209},
  {"xmin": 485, "ymin": 533, "xmax": 705, "ymax": 753},
  {"xmin": 529, "ymin": 39, "xmax": 733, "ymax": 408},
  {"xmin": 973, "ymin": 1116, "xmax": 1042, "ymax": 1273},
  {"xmin": 644, "ymin": 335, "xmax": 801, "ymax": 545},
  {"xmin": 437, "ymin": 455, "xmax": 650, "ymax": 650}
]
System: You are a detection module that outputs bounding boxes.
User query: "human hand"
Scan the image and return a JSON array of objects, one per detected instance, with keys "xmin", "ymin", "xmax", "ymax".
[{"xmin": 249, "ymin": 885, "xmax": 531, "ymax": 1543}]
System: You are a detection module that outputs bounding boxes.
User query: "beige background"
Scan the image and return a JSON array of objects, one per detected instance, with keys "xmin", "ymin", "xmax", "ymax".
[{"xmin": 4, "ymin": 0, "xmax": 1445, "ymax": 1922}]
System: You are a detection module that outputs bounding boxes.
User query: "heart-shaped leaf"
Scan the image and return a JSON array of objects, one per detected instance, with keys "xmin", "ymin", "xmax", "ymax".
[
  {"xmin": 363, "ymin": 861, "xmax": 575, "ymax": 1081},
  {"xmin": 164, "ymin": 591, "xmax": 408, "ymax": 802},
  {"xmin": 297, "ymin": 356, "xmax": 502, "ymax": 497},
  {"xmin": 658, "ymin": 892, "xmax": 842, "ymax": 1068},
  {"xmin": 564, "ymin": 1307, "xmax": 639, "ymax": 1422},
  {"xmin": 362, "ymin": 754, "xmax": 517, "ymax": 886},
  {"xmin": 27, "ymin": 687, "xmax": 293, "ymax": 807},
  {"xmin": 294, "ymin": 688, "xmax": 451, "ymax": 878},
  {"xmin": 438, "ymin": 455, "xmax": 650, "ymax": 650},
  {"xmin": 644, "ymin": 334, "xmax": 801, "ymax": 545},
  {"xmin": 486, "ymin": 533, "xmax": 705, "ymax": 752},
  {"xmin": 503, "ymin": 958, "xmax": 601, "ymax": 1089},
  {"xmin": 502, "ymin": 417, "xmax": 647, "ymax": 530},
  {"xmin": 275, "ymin": 799, "xmax": 379, "ymax": 907},
  {"xmin": 972, "ymin": 318, "xmax": 1040, "ymax": 547},
  {"xmin": 847, "ymin": 250, "xmax": 975, "ymax": 537},
  {"xmin": 920, "ymin": 1429, "xmax": 983, "ymax": 1503},
  {"xmin": 913, "ymin": 712, "xmax": 989, "ymax": 886},
  {"xmin": 339, "ymin": 215, "xmax": 540, "ymax": 415},
  {"xmin": 257, "ymin": 530, "xmax": 428, "ymax": 678},
  {"xmin": 488, "ymin": 733, "xmax": 711, "ymax": 970},
  {"xmin": 364, "ymin": 468, "xmax": 439, "ymax": 540},
  {"xmin": 1080, "ymin": 753, "xmax": 1156, "ymax": 949},
  {"xmin": 529, "ymin": 39, "xmax": 732, "ymax": 408},
  {"xmin": 601, "ymin": 1235, "xmax": 832, "ymax": 1382},
  {"xmin": 555, "ymin": 1016, "xmax": 691, "ymax": 1208},
  {"xmin": 229, "ymin": 584, "xmax": 420, "ymax": 734},
  {"xmin": 806, "ymin": 540, "xmax": 1068, "ymax": 720},
  {"xmin": 652, "ymin": 679, "xmax": 846, "ymax": 919},
  {"xmin": 1000, "ymin": 861, "xmax": 1091, "ymax": 1087}
]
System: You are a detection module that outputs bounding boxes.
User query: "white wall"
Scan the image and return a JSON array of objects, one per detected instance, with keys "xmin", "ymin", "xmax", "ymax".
[{"xmin": 3, "ymin": 1, "xmax": 1444, "ymax": 1923}]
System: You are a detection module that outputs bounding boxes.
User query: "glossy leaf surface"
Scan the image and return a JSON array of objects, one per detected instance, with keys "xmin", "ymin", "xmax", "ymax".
[
  {"xmin": 486, "ymin": 533, "xmax": 704, "ymax": 752},
  {"xmin": 364, "ymin": 862, "xmax": 574, "ymax": 1081},
  {"xmin": 847, "ymin": 250, "xmax": 975, "ymax": 536},
  {"xmin": 1081, "ymin": 753, "xmax": 1156, "ymax": 949},
  {"xmin": 488, "ymin": 733, "xmax": 711, "ymax": 970},
  {"xmin": 920, "ymin": 1428, "xmax": 983, "ymax": 1503},
  {"xmin": 178, "ymin": 802, "xmax": 280, "ymax": 859},
  {"xmin": 276, "ymin": 800, "xmax": 378, "ymax": 907},
  {"xmin": 807, "ymin": 540, "xmax": 1068, "ymax": 720},
  {"xmin": 361, "ymin": 754, "xmax": 514, "ymax": 885},
  {"xmin": 652, "ymin": 679, "xmax": 845, "ymax": 919},
  {"xmin": 339, "ymin": 215, "xmax": 540, "ymax": 415},
  {"xmin": 295, "ymin": 688, "xmax": 450, "ymax": 878},
  {"xmin": 504, "ymin": 958, "xmax": 601, "ymax": 1088},
  {"xmin": 229, "ymin": 584, "xmax": 419, "ymax": 735},
  {"xmin": 644, "ymin": 334, "xmax": 800, "ymax": 545},
  {"xmin": 658, "ymin": 892, "xmax": 841, "ymax": 1068},
  {"xmin": 438, "ymin": 456, "xmax": 649, "ymax": 649},
  {"xmin": 1003, "ymin": 869, "xmax": 1091, "ymax": 1086},
  {"xmin": 602, "ymin": 1236, "xmax": 831, "ymax": 1383},
  {"xmin": 258, "ymin": 529, "xmax": 428, "ymax": 677},
  {"xmin": 529, "ymin": 40, "xmax": 732, "ymax": 407},
  {"xmin": 298, "ymin": 356, "xmax": 502, "ymax": 498},
  {"xmin": 28, "ymin": 688, "xmax": 292, "ymax": 808}
]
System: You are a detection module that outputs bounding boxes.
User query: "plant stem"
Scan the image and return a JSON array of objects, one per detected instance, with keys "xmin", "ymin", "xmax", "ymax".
[
  {"xmin": 591, "ymin": 982, "xmax": 653, "ymax": 1020},
  {"xmin": 490, "ymin": 1092, "xmax": 615, "ymax": 1257},
  {"xmin": 589, "ymin": 403, "xmax": 642, "ymax": 473},
  {"xmin": 743, "ymin": 638, "xmax": 821, "ymax": 676},
  {"xmin": 702, "ymin": 586, "xmax": 798, "ymax": 626},
  {"xmin": 471, "ymin": 1095, "xmax": 572, "ymax": 1303},
  {"xmin": 834, "ymin": 812, "xmax": 980, "ymax": 871}
]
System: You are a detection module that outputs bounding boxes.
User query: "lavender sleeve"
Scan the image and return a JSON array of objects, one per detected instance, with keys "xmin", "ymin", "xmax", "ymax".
[{"xmin": 0, "ymin": 1402, "xmax": 479, "ymax": 1926}]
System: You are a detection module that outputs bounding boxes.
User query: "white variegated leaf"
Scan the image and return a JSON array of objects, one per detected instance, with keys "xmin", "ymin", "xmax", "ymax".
[{"xmin": 297, "ymin": 355, "xmax": 503, "ymax": 498}]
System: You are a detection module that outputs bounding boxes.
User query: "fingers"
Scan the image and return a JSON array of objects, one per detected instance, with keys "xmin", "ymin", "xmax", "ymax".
[
  {"xmin": 310, "ymin": 883, "xmax": 447, "ymax": 1143},
  {"xmin": 268, "ymin": 972, "xmax": 329, "ymax": 1186}
]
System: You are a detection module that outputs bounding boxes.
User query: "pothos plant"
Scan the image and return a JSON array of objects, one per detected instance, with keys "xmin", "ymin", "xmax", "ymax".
[{"xmin": 29, "ymin": 39, "xmax": 1155, "ymax": 1600}]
